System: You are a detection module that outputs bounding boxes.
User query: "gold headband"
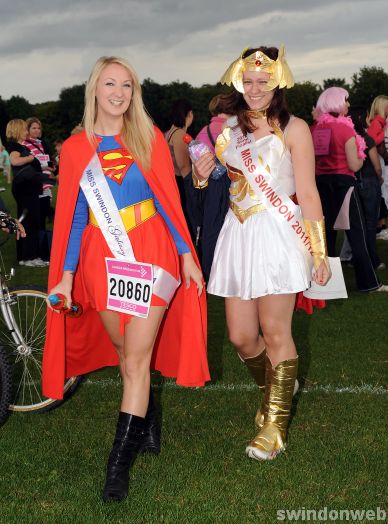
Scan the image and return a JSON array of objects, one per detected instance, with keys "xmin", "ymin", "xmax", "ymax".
[{"xmin": 220, "ymin": 45, "xmax": 295, "ymax": 94}]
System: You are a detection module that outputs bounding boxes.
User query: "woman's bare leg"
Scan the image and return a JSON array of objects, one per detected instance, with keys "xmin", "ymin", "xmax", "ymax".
[
  {"xmin": 121, "ymin": 306, "xmax": 166, "ymax": 416},
  {"xmin": 100, "ymin": 307, "xmax": 166, "ymax": 502},
  {"xmin": 257, "ymin": 294, "xmax": 296, "ymax": 366},
  {"xmin": 98, "ymin": 306, "xmax": 166, "ymax": 416},
  {"xmin": 225, "ymin": 297, "xmax": 265, "ymax": 359},
  {"xmin": 99, "ymin": 309, "xmax": 125, "ymax": 374},
  {"xmin": 245, "ymin": 293, "xmax": 298, "ymax": 460}
]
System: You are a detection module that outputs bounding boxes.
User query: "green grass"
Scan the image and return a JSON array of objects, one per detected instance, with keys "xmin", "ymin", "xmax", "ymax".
[{"xmin": 0, "ymin": 186, "xmax": 387, "ymax": 524}]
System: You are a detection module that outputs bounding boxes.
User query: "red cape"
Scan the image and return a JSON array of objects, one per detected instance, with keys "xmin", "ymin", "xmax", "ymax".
[{"xmin": 42, "ymin": 128, "xmax": 209, "ymax": 399}]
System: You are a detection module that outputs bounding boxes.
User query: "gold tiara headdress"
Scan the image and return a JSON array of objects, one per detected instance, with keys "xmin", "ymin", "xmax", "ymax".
[{"xmin": 220, "ymin": 45, "xmax": 295, "ymax": 94}]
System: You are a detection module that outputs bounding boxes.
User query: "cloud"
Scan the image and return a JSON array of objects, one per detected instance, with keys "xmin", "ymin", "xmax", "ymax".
[
  {"xmin": 0, "ymin": 0, "xmax": 387, "ymax": 102},
  {"xmin": 0, "ymin": 0, "xmax": 364, "ymax": 55}
]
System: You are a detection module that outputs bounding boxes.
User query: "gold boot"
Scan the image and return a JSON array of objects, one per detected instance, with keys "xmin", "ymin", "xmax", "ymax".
[
  {"xmin": 246, "ymin": 357, "xmax": 298, "ymax": 461},
  {"xmin": 245, "ymin": 351, "xmax": 299, "ymax": 429},
  {"xmin": 242, "ymin": 349, "xmax": 266, "ymax": 429}
]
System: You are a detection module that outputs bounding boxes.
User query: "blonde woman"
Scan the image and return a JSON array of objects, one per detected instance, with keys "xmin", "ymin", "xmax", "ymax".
[
  {"xmin": 367, "ymin": 95, "xmax": 388, "ymax": 146},
  {"xmin": 6, "ymin": 119, "xmax": 44, "ymax": 266},
  {"xmin": 367, "ymin": 95, "xmax": 388, "ymax": 236},
  {"xmin": 43, "ymin": 56, "xmax": 209, "ymax": 502}
]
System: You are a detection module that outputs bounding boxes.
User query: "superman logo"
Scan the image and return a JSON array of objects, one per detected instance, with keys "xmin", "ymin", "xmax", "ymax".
[{"xmin": 98, "ymin": 148, "xmax": 134, "ymax": 184}]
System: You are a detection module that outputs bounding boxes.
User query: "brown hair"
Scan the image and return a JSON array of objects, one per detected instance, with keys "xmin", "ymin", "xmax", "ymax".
[
  {"xmin": 221, "ymin": 47, "xmax": 290, "ymax": 134},
  {"xmin": 208, "ymin": 94, "xmax": 230, "ymax": 116},
  {"xmin": 26, "ymin": 117, "xmax": 42, "ymax": 131}
]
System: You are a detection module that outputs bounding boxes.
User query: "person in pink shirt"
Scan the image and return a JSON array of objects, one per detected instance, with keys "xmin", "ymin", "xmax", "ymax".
[
  {"xmin": 367, "ymin": 95, "xmax": 388, "ymax": 237},
  {"xmin": 195, "ymin": 94, "xmax": 230, "ymax": 153},
  {"xmin": 312, "ymin": 87, "xmax": 387, "ymax": 292}
]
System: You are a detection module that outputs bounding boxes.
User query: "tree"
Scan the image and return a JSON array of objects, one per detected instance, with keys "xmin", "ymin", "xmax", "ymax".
[
  {"xmin": 286, "ymin": 81, "xmax": 322, "ymax": 124},
  {"xmin": 1, "ymin": 63, "xmax": 387, "ymax": 147},
  {"xmin": 323, "ymin": 78, "xmax": 350, "ymax": 90},
  {"xmin": 190, "ymin": 83, "xmax": 231, "ymax": 137},
  {"xmin": 34, "ymin": 100, "xmax": 62, "ymax": 152},
  {"xmin": 142, "ymin": 79, "xmax": 231, "ymax": 136},
  {"xmin": 57, "ymin": 84, "xmax": 85, "ymax": 136},
  {"xmin": 0, "ymin": 96, "xmax": 10, "ymax": 144},
  {"xmin": 4, "ymin": 95, "xmax": 33, "ymax": 120},
  {"xmin": 142, "ymin": 78, "xmax": 171, "ymax": 131},
  {"xmin": 350, "ymin": 67, "xmax": 388, "ymax": 109},
  {"xmin": 143, "ymin": 79, "xmax": 195, "ymax": 132}
]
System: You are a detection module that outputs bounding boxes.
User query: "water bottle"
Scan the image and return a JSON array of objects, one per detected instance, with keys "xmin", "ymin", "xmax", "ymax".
[
  {"xmin": 48, "ymin": 293, "xmax": 83, "ymax": 317},
  {"xmin": 183, "ymin": 134, "xmax": 226, "ymax": 180}
]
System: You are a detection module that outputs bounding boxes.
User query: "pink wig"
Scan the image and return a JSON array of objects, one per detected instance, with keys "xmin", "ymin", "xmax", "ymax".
[{"xmin": 316, "ymin": 87, "xmax": 349, "ymax": 115}]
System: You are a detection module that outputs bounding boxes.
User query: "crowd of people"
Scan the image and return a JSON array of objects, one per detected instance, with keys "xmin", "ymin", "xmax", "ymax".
[
  {"xmin": 2, "ymin": 118, "xmax": 56, "ymax": 266},
  {"xmin": 310, "ymin": 89, "xmax": 388, "ymax": 292},
  {"xmin": 0, "ymin": 121, "xmax": 77, "ymax": 266},
  {"xmin": 0, "ymin": 47, "xmax": 387, "ymax": 502}
]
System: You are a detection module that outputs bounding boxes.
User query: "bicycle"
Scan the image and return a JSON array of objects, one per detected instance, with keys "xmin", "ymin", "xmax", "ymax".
[{"xmin": 0, "ymin": 218, "xmax": 82, "ymax": 424}]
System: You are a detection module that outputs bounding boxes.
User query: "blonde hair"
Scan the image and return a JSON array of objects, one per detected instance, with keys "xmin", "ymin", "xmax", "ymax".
[
  {"xmin": 6, "ymin": 119, "xmax": 27, "ymax": 142},
  {"xmin": 71, "ymin": 123, "xmax": 84, "ymax": 135},
  {"xmin": 368, "ymin": 95, "xmax": 388, "ymax": 121},
  {"xmin": 83, "ymin": 56, "xmax": 155, "ymax": 171}
]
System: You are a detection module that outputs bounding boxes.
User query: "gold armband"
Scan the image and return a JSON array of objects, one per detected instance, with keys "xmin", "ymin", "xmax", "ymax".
[
  {"xmin": 192, "ymin": 169, "xmax": 209, "ymax": 190},
  {"xmin": 304, "ymin": 218, "xmax": 328, "ymax": 269}
]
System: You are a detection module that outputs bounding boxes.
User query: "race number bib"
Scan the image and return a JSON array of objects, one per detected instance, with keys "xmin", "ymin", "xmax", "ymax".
[
  {"xmin": 35, "ymin": 153, "xmax": 50, "ymax": 167},
  {"xmin": 105, "ymin": 258, "xmax": 153, "ymax": 319}
]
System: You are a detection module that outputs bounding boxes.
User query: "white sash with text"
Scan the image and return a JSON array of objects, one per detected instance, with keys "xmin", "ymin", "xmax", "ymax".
[
  {"xmin": 80, "ymin": 153, "xmax": 179, "ymax": 307},
  {"xmin": 229, "ymin": 119, "xmax": 313, "ymax": 262}
]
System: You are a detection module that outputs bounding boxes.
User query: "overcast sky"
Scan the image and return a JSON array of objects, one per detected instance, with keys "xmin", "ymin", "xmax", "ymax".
[{"xmin": 1, "ymin": 0, "xmax": 387, "ymax": 104}]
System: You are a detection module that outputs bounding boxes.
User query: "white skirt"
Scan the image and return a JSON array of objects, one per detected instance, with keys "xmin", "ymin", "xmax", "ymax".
[{"xmin": 207, "ymin": 209, "xmax": 312, "ymax": 299}]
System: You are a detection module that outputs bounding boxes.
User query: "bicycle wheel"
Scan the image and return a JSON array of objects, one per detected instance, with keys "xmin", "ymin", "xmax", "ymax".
[
  {"xmin": 0, "ymin": 286, "xmax": 82, "ymax": 412},
  {"xmin": 0, "ymin": 345, "xmax": 12, "ymax": 426}
]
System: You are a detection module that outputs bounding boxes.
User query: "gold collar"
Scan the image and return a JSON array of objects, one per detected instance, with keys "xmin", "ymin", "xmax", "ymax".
[{"xmin": 245, "ymin": 109, "xmax": 268, "ymax": 120}]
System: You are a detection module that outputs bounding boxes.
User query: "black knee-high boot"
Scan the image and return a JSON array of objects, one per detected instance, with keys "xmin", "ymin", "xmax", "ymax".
[
  {"xmin": 141, "ymin": 387, "xmax": 161, "ymax": 455},
  {"xmin": 102, "ymin": 412, "xmax": 145, "ymax": 502}
]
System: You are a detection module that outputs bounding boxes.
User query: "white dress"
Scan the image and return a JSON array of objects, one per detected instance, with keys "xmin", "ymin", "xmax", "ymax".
[{"xmin": 207, "ymin": 128, "xmax": 312, "ymax": 299}]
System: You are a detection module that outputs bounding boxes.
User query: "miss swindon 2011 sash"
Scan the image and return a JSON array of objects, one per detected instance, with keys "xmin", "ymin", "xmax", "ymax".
[
  {"xmin": 80, "ymin": 153, "xmax": 180, "ymax": 316},
  {"xmin": 228, "ymin": 117, "xmax": 314, "ymax": 264},
  {"xmin": 228, "ymin": 119, "xmax": 348, "ymax": 300}
]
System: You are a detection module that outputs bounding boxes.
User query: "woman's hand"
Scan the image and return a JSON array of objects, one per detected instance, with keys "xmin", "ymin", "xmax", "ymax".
[
  {"xmin": 312, "ymin": 259, "xmax": 332, "ymax": 286},
  {"xmin": 44, "ymin": 165, "xmax": 56, "ymax": 173},
  {"xmin": 46, "ymin": 271, "xmax": 74, "ymax": 311},
  {"xmin": 193, "ymin": 152, "xmax": 215, "ymax": 181},
  {"xmin": 0, "ymin": 214, "xmax": 26, "ymax": 238},
  {"xmin": 181, "ymin": 252, "xmax": 204, "ymax": 296},
  {"xmin": 15, "ymin": 220, "xmax": 26, "ymax": 240}
]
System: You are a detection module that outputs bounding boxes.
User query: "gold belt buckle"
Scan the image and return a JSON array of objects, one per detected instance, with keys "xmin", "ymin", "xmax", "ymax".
[{"xmin": 89, "ymin": 198, "xmax": 157, "ymax": 232}]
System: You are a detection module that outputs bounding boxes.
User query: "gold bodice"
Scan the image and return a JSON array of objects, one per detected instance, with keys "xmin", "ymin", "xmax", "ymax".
[{"xmin": 215, "ymin": 126, "xmax": 295, "ymax": 223}]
